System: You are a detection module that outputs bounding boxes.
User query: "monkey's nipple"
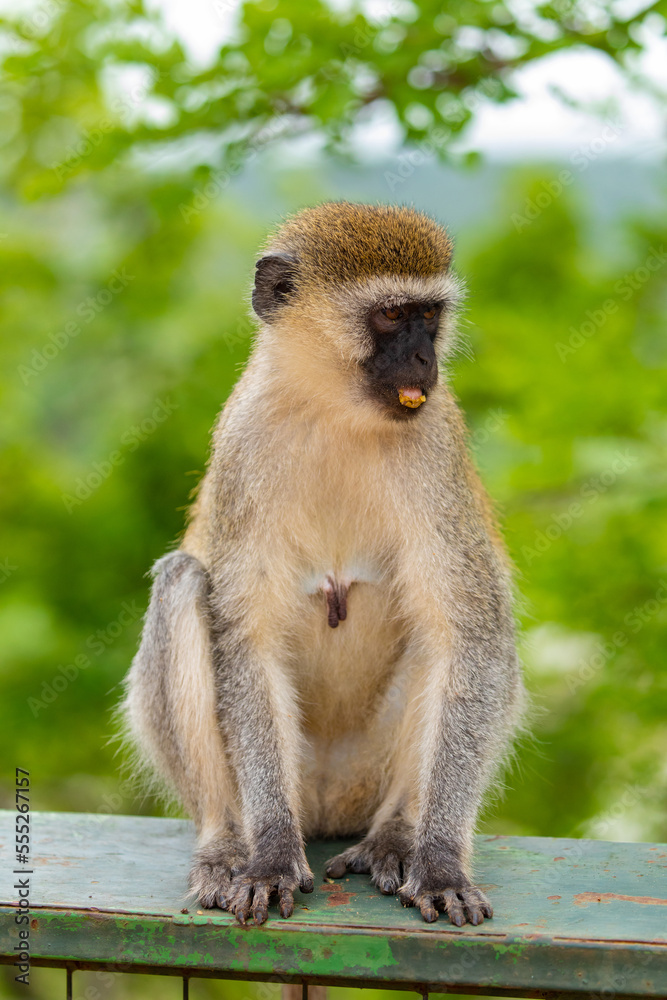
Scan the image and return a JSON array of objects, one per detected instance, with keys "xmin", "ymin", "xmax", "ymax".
[{"xmin": 398, "ymin": 387, "xmax": 426, "ymax": 408}]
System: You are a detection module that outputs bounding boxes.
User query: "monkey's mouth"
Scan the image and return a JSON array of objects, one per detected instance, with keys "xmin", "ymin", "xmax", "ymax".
[{"xmin": 397, "ymin": 386, "xmax": 426, "ymax": 409}]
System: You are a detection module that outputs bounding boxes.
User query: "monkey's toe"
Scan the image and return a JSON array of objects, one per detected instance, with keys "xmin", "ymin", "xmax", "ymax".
[
  {"xmin": 279, "ymin": 887, "xmax": 295, "ymax": 918},
  {"xmin": 399, "ymin": 881, "xmax": 493, "ymax": 926},
  {"xmin": 228, "ymin": 881, "xmax": 254, "ymax": 924},
  {"xmin": 459, "ymin": 886, "xmax": 493, "ymax": 923},
  {"xmin": 326, "ymin": 828, "xmax": 411, "ymax": 896},
  {"xmin": 228, "ymin": 880, "xmax": 297, "ymax": 924},
  {"xmin": 189, "ymin": 839, "xmax": 248, "ymax": 911},
  {"xmin": 377, "ymin": 872, "xmax": 402, "ymax": 895},
  {"xmin": 325, "ymin": 855, "xmax": 347, "ymax": 878},
  {"xmin": 250, "ymin": 882, "xmax": 271, "ymax": 925},
  {"xmin": 371, "ymin": 851, "xmax": 403, "ymax": 895},
  {"xmin": 189, "ymin": 860, "xmax": 233, "ymax": 910},
  {"xmin": 417, "ymin": 893, "xmax": 439, "ymax": 923},
  {"xmin": 440, "ymin": 889, "xmax": 465, "ymax": 925},
  {"xmin": 224, "ymin": 858, "xmax": 311, "ymax": 924},
  {"xmin": 434, "ymin": 886, "xmax": 492, "ymax": 926},
  {"xmin": 215, "ymin": 889, "xmax": 230, "ymax": 910},
  {"xmin": 325, "ymin": 845, "xmax": 369, "ymax": 879}
]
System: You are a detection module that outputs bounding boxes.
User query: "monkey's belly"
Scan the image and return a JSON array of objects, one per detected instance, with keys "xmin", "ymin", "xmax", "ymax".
[
  {"xmin": 288, "ymin": 575, "xmax": 406, "ymax": 835},
  {"xmin": 291, "ymin": 577, "xmax": 403, "ymax": 732}
]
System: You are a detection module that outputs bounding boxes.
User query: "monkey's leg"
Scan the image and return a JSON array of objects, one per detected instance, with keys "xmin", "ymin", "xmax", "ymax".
[
  {"xmin": 210, "ymin": 603, "xmax": 315, "ymax": 924},
  {"xmin": 397, "ymin": 557, "xmax": 523, "ymax": 925},
  {"xmin": 123, "ymin": 551, "xmax": 247, "ymax": 909},
  {"xmin": 396, "ymin": 683, "xmax": 504, "ymax": 925}
]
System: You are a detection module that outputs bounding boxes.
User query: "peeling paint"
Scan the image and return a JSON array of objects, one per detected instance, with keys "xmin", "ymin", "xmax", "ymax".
[{"xmin": 320, "ymin": 884, "xmax": 356, "ymax": 907}]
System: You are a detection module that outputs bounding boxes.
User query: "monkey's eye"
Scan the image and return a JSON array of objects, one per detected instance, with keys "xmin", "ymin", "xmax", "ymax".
[
  {"xmin": 423, "ymin": 306, "xmax": 437, "ymax": 320},
  {"xmin": 383, "ymin": 307, "xmax": 403, "ymax": 322}
]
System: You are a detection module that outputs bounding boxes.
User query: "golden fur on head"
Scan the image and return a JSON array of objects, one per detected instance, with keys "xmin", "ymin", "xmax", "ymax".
[{"xmin": 266, "ymin": 202, "xmax": 453, "ymax": 285}]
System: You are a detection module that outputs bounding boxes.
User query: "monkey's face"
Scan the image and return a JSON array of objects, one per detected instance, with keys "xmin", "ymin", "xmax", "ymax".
[
  {"xmin": 362, "ymin": 301, "xmax": 441, "ymax": 419},
  {"xmin": 252, "ymin": 203, "xmax": 463, "ymax": 424}
]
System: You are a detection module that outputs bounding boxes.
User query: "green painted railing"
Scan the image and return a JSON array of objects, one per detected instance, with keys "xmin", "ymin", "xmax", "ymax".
[{"xmin": 1, "ymin": 811, "xmax": 665, "ymax": 999}]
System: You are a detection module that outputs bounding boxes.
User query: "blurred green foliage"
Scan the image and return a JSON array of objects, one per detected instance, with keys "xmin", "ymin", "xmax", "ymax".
[
  {"xmin": 1, "ymin": 1, "xmax": 667, "ymax": 998},
  {"xmin": 3, "ymin": 154, "xmax": 665, "ymax": 839},
  {"xmin": 1, "ymin": 0, "xmax": 665, "ymax": 194}
]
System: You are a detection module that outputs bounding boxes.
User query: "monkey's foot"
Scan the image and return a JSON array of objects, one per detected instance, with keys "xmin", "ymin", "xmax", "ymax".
[
  {"xmin": 189, "ymin": 837, "xmax": 248, "ymax": 910},
  {"xmin": 398, "ymin": 872, "xmax": 493, "ymax": 926},
  {"xmin": 325, "ymin": 822, "xmax": 412, "ymax": 896},
  {"xmin": 224, "ymin": 851, "xmax": 315, "ymax": 925}
]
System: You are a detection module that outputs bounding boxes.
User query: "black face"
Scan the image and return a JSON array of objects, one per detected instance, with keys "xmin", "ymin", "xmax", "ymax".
[{"xmin": 362, "ymin": 301, "xmax": 442, "ymax": 419}]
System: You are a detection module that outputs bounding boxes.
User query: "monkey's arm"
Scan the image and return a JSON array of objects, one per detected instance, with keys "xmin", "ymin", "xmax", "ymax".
[
  {"xmin": 400, "ymin": 510, "xmax": 523, "ymax": 925},
  {"xmin": 210, "ymin": 614, "xmax": 314, "ymax": 924}
]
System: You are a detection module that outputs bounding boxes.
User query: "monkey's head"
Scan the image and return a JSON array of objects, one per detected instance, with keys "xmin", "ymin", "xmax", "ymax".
[{"xmin": 252, "ymin": 202, "xmax": 462, "ymax": 423}]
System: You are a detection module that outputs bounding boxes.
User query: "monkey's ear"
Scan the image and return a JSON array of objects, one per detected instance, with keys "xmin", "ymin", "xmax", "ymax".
[{"xmin": 252, "ymin": 253, "xmax": 299, "ymax": 320}]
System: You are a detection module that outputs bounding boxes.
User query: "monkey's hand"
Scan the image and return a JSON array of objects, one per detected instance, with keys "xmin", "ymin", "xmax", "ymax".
[
  {"xmin": 398, "ymin": 857, "xmax": 493, "ymax": 926},
  {"xmin": 225, "ymin": 844, "xmax": 315, "ymax": 925}
]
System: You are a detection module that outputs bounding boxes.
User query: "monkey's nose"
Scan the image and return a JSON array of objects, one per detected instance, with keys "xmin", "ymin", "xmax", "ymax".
[{"xmin": 415, "ymin": 350, "xmax": 431, "ymax": 365}]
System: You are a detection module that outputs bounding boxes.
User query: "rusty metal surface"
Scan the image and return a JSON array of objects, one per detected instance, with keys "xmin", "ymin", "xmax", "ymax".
[{"xmin": 0, "ymin": 811, "xmax": 665, "ymax": 997}]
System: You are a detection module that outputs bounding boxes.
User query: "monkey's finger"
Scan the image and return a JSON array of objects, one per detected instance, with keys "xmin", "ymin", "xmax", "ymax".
[
  {"xmin": 299, "ymin": 874, "xmax": 315, "ymax": 893},
  {"xmin": 441, "ymin": 889, "xmax": 465, "ymax": 927},
  {"xmin": 417, "ymin": 894, "xmax": 439, "ymax": 923},
  {"xmin": 230, "ymin": 883, "xmax": 253, "ymax": 925},
  {"xmin": 372, "ymin": 852, "xmax": 402, "ymax": 895},
  {"xmin": 325, "ymin": 854, "xmax": 347, "ymax": 878},
  {"xmin": 279, "ymin": 887, "xmax": 294, "ymax": 918},
  {"xmin": 462, "ymin": 887, "xmax": 493, "ymax": 921},
  {"xmin": 216, "ymin": 890, "xmax": 230, "ymax": 911},
  {"xmin": 325, "ymin": 848, "xmax": 364, "ymax": 878},
  {"xmin": 190, "ymin": 863, "xmax": 219, "ymax": 908},
  {"xmin": 348, "ymin": 852, "xmax": 371, "ymax": 874},
  {"xmin": 465, "ymin": 902, "xmax": 485, "ymax": 925},
  {"xmin": 251, "ymin": 882, "xmax": 271, "ymax": 925},
  {"xmin": 397, "ymin": 883, "xmax": 415, "ymax": 907},
  {"xmin": 197, "ymin": 886, "xmax": 217, "ymax": 908},
  {"xmin": 198, "ymin": 875, "xmax": 232, "ymax": 910}
]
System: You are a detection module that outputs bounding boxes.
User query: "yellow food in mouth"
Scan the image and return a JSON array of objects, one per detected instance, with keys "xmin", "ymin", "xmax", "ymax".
[{"xmin": 398, "ymin": 390, "xmax": 426, "ymax": 408}]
